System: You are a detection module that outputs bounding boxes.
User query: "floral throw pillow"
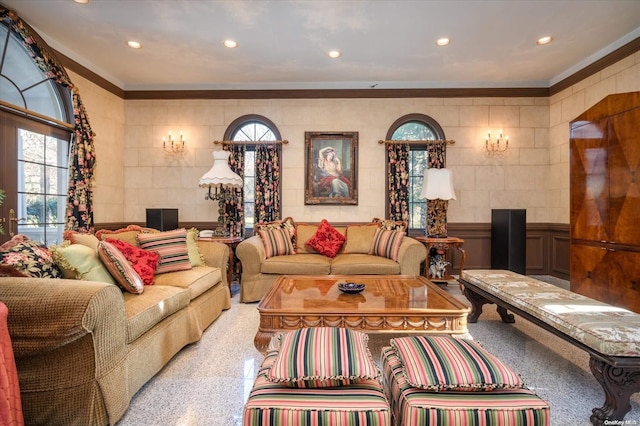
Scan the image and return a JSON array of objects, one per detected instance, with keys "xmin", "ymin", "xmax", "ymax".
[
  {"xmin": 105, "ymin": 238, "xmax": 159, "ymax": 285},
  {"xmin": 305, "ymin": 219, "xmax": 346, "ymax": 258},
  {"xmin": 0, "ymin": 239, "xmax": 63, "ymax": 278}
]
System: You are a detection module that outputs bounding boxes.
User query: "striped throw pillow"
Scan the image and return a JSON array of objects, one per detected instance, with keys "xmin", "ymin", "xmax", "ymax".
[
  {"xmin": 368, "ymin": 228, "xmax": 404, "ymax": 261},
  {"xmin": 267, "ymin": 327, "xmax": 380, "ymax": 388},
  {"xmin": 97, "ymin": 241, "xmax": 144, "ymax": 294},
  {"xmin": 136, "ymin": 228, "xmax": 192, "ymax": 274},
  {"xmin": 257, "ymin": 227, "xmax": 295, "ymax": 258},
  {"xmin": 391, "ymin": 336, "xmax": 524, "ymax": 392}
]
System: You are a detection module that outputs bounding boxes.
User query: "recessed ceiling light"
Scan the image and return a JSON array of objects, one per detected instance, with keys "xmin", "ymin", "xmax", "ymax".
[
  {"xmin": 537, "ymin": 36, "xmax": 553, "ymax": 45},
  {"xmin": 127, "ymin": 41, "xmax": 141, "ymax": 49},
  {"xmin": 73, "ymin": 0, "xmax": 90, "ymax": 4},
  {"xmin": 223, "ymin": 39, "xmax": 238, "ymax": 48},
  {"xmin": 328, "ymin": 50, "xmax": 341, "ymax": 59},
  {"xmin": 436, "ymin": 38, "xmax": 450, "ymax": 46}
]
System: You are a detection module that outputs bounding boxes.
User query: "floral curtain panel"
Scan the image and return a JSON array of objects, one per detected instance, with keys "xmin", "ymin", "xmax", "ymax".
[
  {"xmin": 223, "ymin": 145, "xmax": 246, "ymax": 237},
  {"xmin": 1, "ymin": 9, "xmax": 96, "ymax": 233},
  {"xmin": 387, "ymin": 143, "xmax": 410, "ymax": 222},
  {"xmin": 255, "ymin": 144, "xmax": 281, "ymax": 224}
]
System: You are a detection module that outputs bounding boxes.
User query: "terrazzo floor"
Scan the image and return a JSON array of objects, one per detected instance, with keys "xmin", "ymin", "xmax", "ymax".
[{"xmin": 116, "ymin": 278, "xmax": 640, "ymax": 426}]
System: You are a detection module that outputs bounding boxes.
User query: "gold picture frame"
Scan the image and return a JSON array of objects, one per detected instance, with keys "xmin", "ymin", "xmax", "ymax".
[{"xmin": 304, "ymin": 131, "xmax": 358, "ymax": 205}]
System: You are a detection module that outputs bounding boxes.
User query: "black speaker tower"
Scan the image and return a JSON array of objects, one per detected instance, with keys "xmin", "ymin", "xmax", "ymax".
[
  {"xmin": 491, "ymin": 209, "xmax": 526, "ymax": 274},
  {"xmin": 146, "ymin": 208, "xmax": 179, "ymax": 231}
]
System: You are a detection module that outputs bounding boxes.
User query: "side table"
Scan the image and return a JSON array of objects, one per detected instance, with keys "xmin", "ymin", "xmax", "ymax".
[
  {"xmin": 414, "ymin": 236, "xmax": 466, "ymax": 284},
  {"xmin": 198, "ymin": 236, "xmax": 243, "ymax": 295}
]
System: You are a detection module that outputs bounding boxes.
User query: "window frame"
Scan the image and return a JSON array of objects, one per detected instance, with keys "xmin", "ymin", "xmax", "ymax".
[
  {"xmin": 224, "ymin": 115, "xmax": 283, "ymax": 234},
  {"xmin": 384, "ymin": 114, "xmax": 446, "ymax": 234}
]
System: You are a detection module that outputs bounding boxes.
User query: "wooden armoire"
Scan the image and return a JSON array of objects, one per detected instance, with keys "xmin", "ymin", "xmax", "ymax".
[{"xmin": 570, "ymin": 91, "xmax": 640, "ymax": 313}]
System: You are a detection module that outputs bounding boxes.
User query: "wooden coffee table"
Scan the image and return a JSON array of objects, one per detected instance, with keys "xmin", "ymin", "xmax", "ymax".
[{"xmin": 254, "ymin": 275, "xmax": 470, "ymax": 353}]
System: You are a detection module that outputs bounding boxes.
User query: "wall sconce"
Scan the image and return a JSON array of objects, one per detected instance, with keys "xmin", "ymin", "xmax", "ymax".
[
  {"xmin": 163, "ymin": 131, "xmax": 185, "ymax": 154},
  {"xmin": 485, "ymin": 130, "xmax": 509, "ymax": 155}
]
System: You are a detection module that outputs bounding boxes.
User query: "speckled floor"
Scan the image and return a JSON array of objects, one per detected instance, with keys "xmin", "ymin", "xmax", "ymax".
[{"xmin": 116, "ymin": 278, "xmax": 640, "ymax": 426}]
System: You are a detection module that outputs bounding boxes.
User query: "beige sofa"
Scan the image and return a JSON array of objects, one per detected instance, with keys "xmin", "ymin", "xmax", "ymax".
[
  {"xmin": 0, "ymin": 239, "xmax": 231, "ymax": 425},
  {"xmin": 237, "ymin": 222, "xmax": 427, "ymax": 303}
]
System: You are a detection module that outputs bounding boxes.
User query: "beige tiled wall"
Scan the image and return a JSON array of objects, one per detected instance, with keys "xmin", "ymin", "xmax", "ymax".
[
  {"xmin": 67, "ymin": 70, "xmax": 125, "ymax": 225},
  {"xmin": 69, "ymin": 51, "xmax": 640, "ymax": 226}
]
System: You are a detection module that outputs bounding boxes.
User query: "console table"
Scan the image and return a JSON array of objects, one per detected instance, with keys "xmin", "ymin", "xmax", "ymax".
[{"xmin": 414, "ymin": 236, "xmax": 466, "ymax": 284}]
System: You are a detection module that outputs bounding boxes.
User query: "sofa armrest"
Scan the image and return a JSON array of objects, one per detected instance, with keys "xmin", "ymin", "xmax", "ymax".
[
  {"xmin": 397, "ymin": 237, "xmax": 428, "ymax": 275},
  {"xmin": 236, "ymin": 235, "xmax": 266, "ymax": 276},
  {"xmin": 0, "ymin": 278, "xmax": 126, "ymax": 359},
  {"xmin": 196, "ymin": 240, "xmax": 230, "ymax": 287}
]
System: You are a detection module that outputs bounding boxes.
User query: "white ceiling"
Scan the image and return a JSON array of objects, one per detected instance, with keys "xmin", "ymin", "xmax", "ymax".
[{"xmin": 3, "ymin": 0, "xmax": 640, "ymax": 91}]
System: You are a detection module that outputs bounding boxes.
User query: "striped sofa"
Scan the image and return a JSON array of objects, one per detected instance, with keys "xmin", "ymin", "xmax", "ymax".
[{"xmin": 459, "ymin": 269, "xmax": 640, "ymax": 426}]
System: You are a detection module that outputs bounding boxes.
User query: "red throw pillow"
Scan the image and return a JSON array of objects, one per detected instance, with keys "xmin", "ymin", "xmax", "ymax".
[
  {"xmin": 305, "ymin": 219, "xmax": 346, "ymax": 258},
  {"xmin": 105, "ymin": 238, "xmax": 160, "ymax": 285}
]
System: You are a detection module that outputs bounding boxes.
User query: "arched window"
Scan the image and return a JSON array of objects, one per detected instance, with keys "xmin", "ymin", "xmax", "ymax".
[
  {"xmin": 385, "ymin": 114, "xmax": 446, "ymax": 231},
  {"xmin": 0, "ymin": 17, "xmax": 73, "ymax": 245},
  {"xmin": 224, "ymin": 115, "xmax": 282, "ymax": 233}
]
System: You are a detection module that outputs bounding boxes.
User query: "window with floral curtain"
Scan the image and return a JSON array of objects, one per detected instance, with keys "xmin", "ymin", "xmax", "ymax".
[
  {"xmin": 385, "ymin": 114, "xmax": 446, "ymax": 233},
  {"xmin": 1, "ymin": 8, "xmax": 96, "ymax": 234},
  {"xmin": 224, "ymin": 115, "xmax": 283, "ymax": 236}
]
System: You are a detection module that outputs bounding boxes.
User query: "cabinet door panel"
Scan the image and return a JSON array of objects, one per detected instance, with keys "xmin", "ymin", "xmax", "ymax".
[
  {"xmin": 608, "ymin": 108, "xmax": 640, "ymax": 245},
  {"xmin": 570, "ymin": 243, "xmax": 609, "ymax": 301},
  {"xmin": 609, "ymin": 249, "xmax": 640, "ymax": 313},
  {"xmin": 570, "ymin": 119, "xmax": 609, "ymax": 242}
]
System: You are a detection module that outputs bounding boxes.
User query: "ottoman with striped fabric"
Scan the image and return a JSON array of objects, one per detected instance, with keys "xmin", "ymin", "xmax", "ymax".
[
  {"xmin": 382, "ymin": 337, "xmax": 550, "ymax": 425},
  {"xmin": 243, "ymin": 327, "xmax": 391, "ymax": 426}
]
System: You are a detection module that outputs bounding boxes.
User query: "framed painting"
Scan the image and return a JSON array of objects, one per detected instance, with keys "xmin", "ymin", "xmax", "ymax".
[{"xmin": 304, "ymin": 131, "xmax": 358, "ymax": 205}]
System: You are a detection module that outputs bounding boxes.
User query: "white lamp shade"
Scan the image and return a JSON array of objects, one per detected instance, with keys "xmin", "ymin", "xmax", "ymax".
[
  {"xmin": 419, "ymin": 167, "xmax": 456, "ymax": 200},
  {"xmin": 199, "ymin": 150, "xmax": 243, "ymax": 188}
]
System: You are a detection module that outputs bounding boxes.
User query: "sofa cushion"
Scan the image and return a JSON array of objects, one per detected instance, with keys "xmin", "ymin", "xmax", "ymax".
[
  {"xmin": 63, "ymin": 230, "xmax": 100, "ymax": 251},
  {"xmin": 369, "ymin": 228, "xmax": 404, "ymax": 261},
  {"xmin": 305, "ymin": 219, "xmax": 346, "ymax": 258},
  {"xmin": 96, "ymin": 225, "xmax": 147, "ymax": 247},
  {"xmin": 258, "ymin": 227, "xmax": 295, "ymax": 258},
  {"xmin": 137, "ymin": 229, "xmax": 192, "ymax": 274},
  {"xmin": 153, "ymin": 266, "xmax": 222, "ymax": 300},
  {"xmin": 331, "ymin": 254, "xmax": 401, "ymax": 275},
  {"xmin": 50, "ymin": 242, "xmax": 115, "ymax": 284},
  {"xmin": 261, "ymin": 254, "xmax": 331, "ymax": 275},
  {"xmin": 343, "ymin": 224, "xmax": 379, "ymax": 254},
  {"xmin": 122, "ymin": 285, "xmax": 190, "ymax": 343},
  {"xmin": 97, "ymin": 241, "xmax": 145, "ymax": 294},
  {"xmin": 294, "ymin": 223, "xmax": 319, "ymax": 254},
  {"xmin": 390, "ymin": 336, "xmax": 524, "ymax": 392},
  {"xmin": 267, "ymin": 327, "xmax": 379, "ymax": 388},
  {"xmin": 1, "ymin": 239, "xmax": 63, "ymax": 279}
]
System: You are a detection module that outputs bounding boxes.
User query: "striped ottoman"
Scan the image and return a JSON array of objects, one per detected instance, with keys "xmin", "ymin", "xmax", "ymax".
[
  {"xmin": 382, "ymin": 337, "xmax": 550, "ymax": 425},
  {"xmin": 243, "ymin": 328, "xmax": 391, "ymax": 426}
]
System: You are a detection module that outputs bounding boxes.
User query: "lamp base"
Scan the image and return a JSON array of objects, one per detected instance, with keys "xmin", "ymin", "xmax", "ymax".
[{"xmin": 426, "ymin": 199, "xmax": 449, "ymax": 238}]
